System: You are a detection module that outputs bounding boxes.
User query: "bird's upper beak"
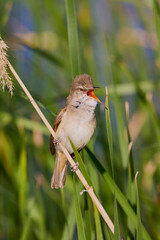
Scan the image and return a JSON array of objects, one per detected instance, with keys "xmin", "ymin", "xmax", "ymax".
[
  {"xmin": 93, "ymin": 86, "xmax": 100, "ymax": 89},
  {"xmin": 86, "ymin": 87, "xmax": 101, "ymax": 103}
]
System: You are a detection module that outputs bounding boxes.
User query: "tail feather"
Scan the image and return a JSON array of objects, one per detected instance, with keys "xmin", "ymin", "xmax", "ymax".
[{"xmin": 51, "ymin": 151, "xmax": 68, "ymax": 189}]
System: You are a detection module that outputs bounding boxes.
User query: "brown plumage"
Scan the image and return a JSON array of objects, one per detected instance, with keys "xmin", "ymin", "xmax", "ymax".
[
  {"xmin": 49, "ymin": 74, "xmax": 100, "ymax": 189},
  {"xmin": 50, "ymin": 107, "xmax": 66, "ymax": 155}
]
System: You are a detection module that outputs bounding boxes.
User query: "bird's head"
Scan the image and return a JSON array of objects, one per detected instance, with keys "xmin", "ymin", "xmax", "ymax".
[{"xmin": 67, "ymin": 74, "xmax": 101, "ymax": 107}]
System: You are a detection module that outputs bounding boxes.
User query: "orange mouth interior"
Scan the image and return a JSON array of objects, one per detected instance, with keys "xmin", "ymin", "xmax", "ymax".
[{"xmin": 86, "ymin": 90, "xmax": 101, "ymax": 103}]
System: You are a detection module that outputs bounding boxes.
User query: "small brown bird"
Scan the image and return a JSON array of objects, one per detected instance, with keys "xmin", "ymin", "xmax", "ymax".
[{"xmin": 49, "ymin": 74, "xmax": 101, "ymax": 189}]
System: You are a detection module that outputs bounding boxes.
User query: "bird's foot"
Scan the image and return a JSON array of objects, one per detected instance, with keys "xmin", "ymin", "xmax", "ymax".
[
  {"xmin": 53, "ymin": 138, "xmax": 60, "ymax": 145},
  {"xmin": 71, "ymin": 162, "xmax": 79, "ymax": 172}
]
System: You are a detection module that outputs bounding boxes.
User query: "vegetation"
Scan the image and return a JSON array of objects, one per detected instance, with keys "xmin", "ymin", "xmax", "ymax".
[{"xmin": 0, "ymin": 0, "xmax": 160, "ymax": 239}]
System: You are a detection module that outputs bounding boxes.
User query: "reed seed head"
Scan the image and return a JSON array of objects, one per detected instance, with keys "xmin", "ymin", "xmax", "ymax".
[{"xmin": 0, "ymin": 36, "xmax": 13, "ymax": 95}]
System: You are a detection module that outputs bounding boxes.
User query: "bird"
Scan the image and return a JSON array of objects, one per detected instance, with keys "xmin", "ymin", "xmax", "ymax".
[{"xmin": 49, "ymin": 74, "xmax": 101, "ymax": 189}]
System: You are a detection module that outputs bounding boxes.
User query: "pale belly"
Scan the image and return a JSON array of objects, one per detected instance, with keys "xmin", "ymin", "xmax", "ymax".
[{"xmin": 55, "ymin": 112, "xmax": 96, "ymax": 154}]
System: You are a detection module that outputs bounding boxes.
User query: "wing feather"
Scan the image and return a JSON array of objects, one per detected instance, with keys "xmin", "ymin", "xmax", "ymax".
[{"xmin": 49, "ymin": 107, "xmax": 67, "ymax": 155}]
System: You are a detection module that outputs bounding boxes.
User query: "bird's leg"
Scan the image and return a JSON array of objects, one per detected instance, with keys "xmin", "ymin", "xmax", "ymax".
[{"xmin": 71, "ymin": 162, "xmax": 79, "ymax": 172}]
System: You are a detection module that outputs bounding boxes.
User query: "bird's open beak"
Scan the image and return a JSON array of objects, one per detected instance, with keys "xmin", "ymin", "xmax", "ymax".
[{"xmin": 86, "ymin": 89, "xmax": 101, "ymax": 103}]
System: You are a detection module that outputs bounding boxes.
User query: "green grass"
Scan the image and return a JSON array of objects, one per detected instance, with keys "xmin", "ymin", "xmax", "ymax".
[{"xmin": 0, "ymin": 0, "xmax": 160, "ymax": 239}]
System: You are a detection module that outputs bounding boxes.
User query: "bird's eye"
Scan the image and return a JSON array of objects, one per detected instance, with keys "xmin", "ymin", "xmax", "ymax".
[{"xmin": 79, "ymin": 88, "xmax": 84, "ymax": 91}]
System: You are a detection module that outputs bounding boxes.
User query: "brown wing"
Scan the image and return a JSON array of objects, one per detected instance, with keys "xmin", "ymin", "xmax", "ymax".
[{"xmin": 49, "ymin": 106, "xmax": 67, "ymax": 155}]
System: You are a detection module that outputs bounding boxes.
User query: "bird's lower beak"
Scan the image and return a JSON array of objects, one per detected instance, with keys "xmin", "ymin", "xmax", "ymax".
[{"xmin": 86, "ymin": 89, "xmax": 101, "ymax": 103}]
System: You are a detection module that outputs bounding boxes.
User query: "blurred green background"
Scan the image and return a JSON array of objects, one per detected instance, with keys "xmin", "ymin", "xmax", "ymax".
[{"xmin": 0, "ymin": 0, "xmax": 160, "ymax": 239}]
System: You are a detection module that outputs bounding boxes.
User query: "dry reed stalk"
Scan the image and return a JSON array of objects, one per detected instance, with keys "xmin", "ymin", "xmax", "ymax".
[{"xmin": 0, "ymin": 36, "xmax": 114, "ymax": 234}]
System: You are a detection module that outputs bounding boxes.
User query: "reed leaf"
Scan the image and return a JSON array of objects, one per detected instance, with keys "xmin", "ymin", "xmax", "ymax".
[
  {"xmin": 135, "ymin": 172, "xmax": 142, "ymax": 240},
  {"xmin": 85, "ymin": 147, "xmax": 151, "ymax": 240},
  {"xmin": 65, "ymin": 0, "xmax": 80, "ymax": 77},
  {"xmin": 72, "ymin": 176, "xmax": 86, "ymax": 240},
  {"xmin": 94, "ymin": 205, "xmax": 104, "ymax": 240},
  {"xmin": 105, "ymin": 88, "xmax": 120, "ymax": 239}
]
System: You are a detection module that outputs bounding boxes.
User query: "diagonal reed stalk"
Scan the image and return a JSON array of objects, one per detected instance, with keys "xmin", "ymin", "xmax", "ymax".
[{"xmin": 0, "ymin": 36, "xmax": 114, "ymax": 234}]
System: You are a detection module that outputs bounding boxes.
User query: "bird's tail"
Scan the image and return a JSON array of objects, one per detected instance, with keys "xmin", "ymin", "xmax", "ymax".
[{"xmin": 51, "ymin": 151, "xmax": 68, "ymax": 189}]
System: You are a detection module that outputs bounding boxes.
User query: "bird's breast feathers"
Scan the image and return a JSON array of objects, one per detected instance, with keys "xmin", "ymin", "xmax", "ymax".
[{"xmin": 55, "ymin": 109, "xmax": 96, "ymax": 153}]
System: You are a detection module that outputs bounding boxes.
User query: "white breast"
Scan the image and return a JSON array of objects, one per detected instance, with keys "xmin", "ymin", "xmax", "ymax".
[{"xmin": 55, "ymin": 107, "xmax": 96, "ymax": 153}]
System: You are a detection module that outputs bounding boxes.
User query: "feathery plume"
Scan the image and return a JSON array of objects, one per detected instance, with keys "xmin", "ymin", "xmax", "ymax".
[{"xmin": 0, "ymin": 36, "xmax": 13, "ymax": 95}]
